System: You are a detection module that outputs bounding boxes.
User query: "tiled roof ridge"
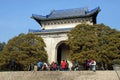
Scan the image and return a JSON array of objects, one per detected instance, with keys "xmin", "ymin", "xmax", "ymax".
[{"xmin": 50, "ymin": 7, "xmax": 88, "ymax": 13}]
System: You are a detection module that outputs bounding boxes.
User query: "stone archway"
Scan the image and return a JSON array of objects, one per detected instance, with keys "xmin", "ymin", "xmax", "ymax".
[{"xmin": 56, "ymin": 42, "xmax": 70, "ymax": 65}]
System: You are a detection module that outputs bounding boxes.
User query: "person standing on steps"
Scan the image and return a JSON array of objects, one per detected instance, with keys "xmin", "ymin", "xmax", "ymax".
[
  {"xmin": 61, "ymin": 60, "xmax": 67, "ymax": 71},
  {"xmin": 37, "ymin": 61, "xmax": 43, "ymax": 71},
  {"xmin": 90, "ymin": 59, "xmax": 96, "ymax": 72},
  {"xmin": 29, "ymin": 62, "xmax": 34, "ymax": 71},
  {"xmin": 86, "ymin": 59, "xmax": 91, "ymax": 70}
]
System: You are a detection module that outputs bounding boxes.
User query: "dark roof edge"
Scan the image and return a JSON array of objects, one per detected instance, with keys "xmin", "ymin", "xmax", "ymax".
[{"xmin": 29, "ymin": 28, "xmax": 73, "ymax": 34}]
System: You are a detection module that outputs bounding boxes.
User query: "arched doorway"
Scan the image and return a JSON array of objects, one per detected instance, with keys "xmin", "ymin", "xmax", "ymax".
[{"xmin": 57, "ymin": 42, "xmax": 70, "ymax": 65}]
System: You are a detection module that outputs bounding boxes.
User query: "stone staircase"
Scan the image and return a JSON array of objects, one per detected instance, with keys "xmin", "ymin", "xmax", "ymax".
[{"xmin": 0, "ymin": 71, "xmax": 119, "ymax": 80}]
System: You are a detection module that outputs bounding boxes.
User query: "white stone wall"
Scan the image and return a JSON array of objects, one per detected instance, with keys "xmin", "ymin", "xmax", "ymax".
[
  {"xmin": 41, "ymin": 17, "xmax": 93, "ymax": 29},
  {"xmin": 40, "ymin": 33, "xmax": 68, "ymax": 64}
]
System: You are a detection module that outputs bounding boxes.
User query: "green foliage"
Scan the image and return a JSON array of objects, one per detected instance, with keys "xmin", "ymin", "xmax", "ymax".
[
  {"xmin": 67, "ymin": 24, "xmax": 120, "ymax": 69},
  {"xmin": 0, "ymin": 42, "xmax": 6, "ymax": 51},
  {"xmin": 0, "ymin": 33, "xmax": 47, "ymax": 70}
]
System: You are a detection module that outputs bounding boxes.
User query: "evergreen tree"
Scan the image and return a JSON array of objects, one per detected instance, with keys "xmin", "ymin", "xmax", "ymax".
[
  {"xmin": 0, "ymin": 33, "xmax": 47, "ymax": 70},
  {"xmin": 67, "ymin": 24, "xmax": 120, "ymax": 70}
]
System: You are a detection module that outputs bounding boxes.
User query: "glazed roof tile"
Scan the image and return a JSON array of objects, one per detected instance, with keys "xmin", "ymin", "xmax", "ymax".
[{"xmin": 32, "ymin": 7, "xmax": 100, "ymax": 20}]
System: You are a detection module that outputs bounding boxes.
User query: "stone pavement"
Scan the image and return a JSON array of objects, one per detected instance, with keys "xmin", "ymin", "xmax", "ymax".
[
  {"xmin": 116, "ymin": 70, "xmax": 120, "ymax": 80},
  {"xmin": 0, "ymin": 71, "xmax": 119, "ymax": 80}
]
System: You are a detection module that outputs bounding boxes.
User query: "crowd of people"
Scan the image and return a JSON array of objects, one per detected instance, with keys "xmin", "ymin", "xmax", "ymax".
[
  {"xmin": 29, "ymin": 59, "xmax": 96, "ymax": 72},
  {"xmin": 8, "ymin": 59, "xmax": 96, "ymax": 71},
  {"xmin": 49, "ymin": 60, "xmax": 69, "ymax": 71},
  {"xmin": 29, "ymin": 60, "xmax": 69, "ymax": 71}
]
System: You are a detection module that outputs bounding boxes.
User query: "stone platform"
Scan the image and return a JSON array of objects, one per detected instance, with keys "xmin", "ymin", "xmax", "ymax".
[{"xmin": 0, "ymin": 71, "xmax": 120, "ymax": 80}]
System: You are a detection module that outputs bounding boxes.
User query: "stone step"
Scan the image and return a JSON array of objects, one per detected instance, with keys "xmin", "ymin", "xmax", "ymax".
[{"xmin": 0, "ymin": 71, "xmax": 119, "ymax": 80}]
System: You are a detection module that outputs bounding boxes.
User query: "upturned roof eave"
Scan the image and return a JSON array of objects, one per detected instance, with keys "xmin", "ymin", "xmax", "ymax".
[{"xmin": 31, "ymin": 7, "xmax": 100, "ymax": 21}]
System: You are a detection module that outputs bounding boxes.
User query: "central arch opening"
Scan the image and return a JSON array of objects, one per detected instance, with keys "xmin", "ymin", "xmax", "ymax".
[{"xmin": 57, "ymin": 43, "xmax": 70, "ymax": 65}]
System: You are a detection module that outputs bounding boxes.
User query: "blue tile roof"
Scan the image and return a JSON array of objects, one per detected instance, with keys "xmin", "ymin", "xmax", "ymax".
[
  {"xmin": 46, "ymin": 7, "xmax": 88, "ymax": 19},
  {"xmin": 32, "ymin": 7, "xmax": 100, "ymax": 20}
]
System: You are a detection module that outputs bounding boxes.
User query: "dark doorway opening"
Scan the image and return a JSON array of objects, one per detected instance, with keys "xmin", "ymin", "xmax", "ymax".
[
  {"xmin": 57, "ymin": 45, "xmax": 62, "ymax": 65},
  {"xmin": 57, "ymin": 43, "xmax": 70, "ymax": 65},
  {"xmin": 57, "ymin": 42, "xmax": 71, "ymax": 68}
]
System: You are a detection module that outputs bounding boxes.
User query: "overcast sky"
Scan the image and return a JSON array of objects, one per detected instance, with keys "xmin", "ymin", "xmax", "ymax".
[{"xmin": 0, "ymin": 0, "xmax": 120, "ymax": 43}]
